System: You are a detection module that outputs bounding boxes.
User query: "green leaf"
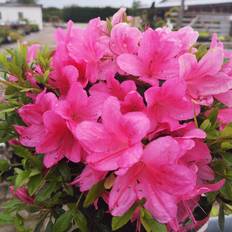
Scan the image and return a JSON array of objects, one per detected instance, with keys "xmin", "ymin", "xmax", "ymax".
[
  {"xmin": 220, "ymin": 181, "xmax": 232, "ymax": 200},
  {"xmin": 220, "ymin": 126, "xmax": 232, "ymax": 139},
  {"xmin": 28, "ymin": 174, "xmax": 43, "ymax": 195},
  {"xmin": 200, "ymin": 119, "xmax": 211, "ymax": 131},
  {"xmin": 207, "ymin": 191, "xmax": 218, "ymax": 203},
  {"xmin": 222, "ymin": 153, "xmax": 232, "ymax": 163},
  {"xmin": 212, "ymin": 160, "xmax": 227, "ymax": 176},
  {"xmin": 218, "ymin": 202, "xmax": 225, "ymax": 232},
  {"xmin": 13, "ymin": 145, "xmax": 40, "ymax": 166},
  {"xmin": 208, "ymin": 107, "xmax": 219, "ymax": 125},
  {"xmin": 112, "ymin": 202, "xmax": 139, "ymax": 231},
  {"xmin": 15, "ymin": 170, "xmax": 30, "ymax": 188},
  {"xmin": 45, "ymin": 221, "xmax": 53, "ymax": 232},
  {"xmin": 0, "ymin": 107, "xmax": 18, "ymax": 114},
  {"xmin": 106, "ymin": 18, "xmax": 113, "ymax": 32},
  {"xmin": 34, "ymin": 219, "xmax": 45, "ymax": 232},
  {"xmin": 0, "ymin": 159, "xmax": 9, "ymax": 173},
  {"xmin": 14, "ymin": 213, "xmax": 30, "ymax": 232},
  {"xmin": 72, "ymin": 210, "xmax": 88, "ymax": 232},
  {"xmin": 207, "ymin": 129, "xmax": 219, "ymax": 140},
  {"xmin": 3, "ymin": 199, "xmax": 25, "ymax": 213},
  {"xmin": 35, "ymin": 182, "xmax": 57, "ymax": 202},
  {"xmin": 83, "ymin": 180, "xmax": 105, "ymax": 207},
  {"xmin": 140, "ymin": 208, "xmax": 167, "ymax": 232},
  {"xmin": 0, "ymin": 212, "xmax": 14, "ymax": 225},
  {"xmin": 13, "ymin": 145, "xmax": 31, "ymax": 158},
  {"xmin": 58, "ymin": 161, "xmax": 71, "ymax": 181},
  {"xmin": 221, "ymin": 142, "xmax": 232, "ymax": 151},
  {"xmin": 196, "ymin": 44, "xmax": 208, "ymax": 60},
  {"xmin": 29, "ymin": 169, "xmax": 41, "ymax": 177},
  {"xmin": 53, "ymin": 211, "xmax": 73, "ymax": 232},
  {"xmin": 64, "ymin": 184, "xmax": 74, "ymax": 196},
  {"xmin": 33, "ymin": 212, "xmax": 49, "ymax": 232}
]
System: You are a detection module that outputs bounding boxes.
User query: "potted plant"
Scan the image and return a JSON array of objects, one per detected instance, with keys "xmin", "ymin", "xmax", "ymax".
[{"xmin": 0, "ymin": 8, "xmax": 231, "ymax": 232}]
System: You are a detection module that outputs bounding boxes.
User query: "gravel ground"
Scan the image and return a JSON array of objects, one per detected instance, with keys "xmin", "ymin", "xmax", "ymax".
[{"xmin": 0, "ymin": 23, "xmax": 87, "ymax": 52}]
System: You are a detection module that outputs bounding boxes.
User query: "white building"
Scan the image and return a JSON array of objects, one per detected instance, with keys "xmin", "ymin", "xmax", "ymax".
[{"xmin": 0, "ymin": 1, "xmax": 43, "ymax": 30}]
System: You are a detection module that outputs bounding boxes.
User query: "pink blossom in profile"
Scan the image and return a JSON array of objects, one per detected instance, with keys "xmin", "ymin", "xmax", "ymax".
[
  {"xmin": 218, "ymin": 108, "xmax": 232, "ymax": 130},
  {"xmin": 8, "ymin": 75, "xmax": 18, "ymax": 82},
  {"xmin": 15, "ymin": 91, "xmax": 57, "ymax": 147},
  {"xmin": 71, "ymin": 166, "xmax": 107, "ymax": 192},
  {"xmin": 111, "ymin": 8, "xmax": 127, "ymax": 26},
  {"xmin": 214, "ymin": 52, "xmax": 232, "ymax": 107},
  {"xmin": 10, "ymin": 186, "xmax": 34, "ymax": 204},
  {"xmin": 179, "ymin": 47, "xmax": 232, "ymax": 105},
  {"xmin": 27, "ymin": 44, "xmax": 40, "ymax": 63},
  {"xmin": 36, "ymin": 111, "xmax": 83, "ymax": 168}
]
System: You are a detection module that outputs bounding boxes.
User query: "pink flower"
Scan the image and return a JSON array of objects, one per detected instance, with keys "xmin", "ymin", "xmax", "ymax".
[
  {"xmin": 218, "ymin": 108, "xmax": 232, "ymax": 129},
  {"xmin": 8, "ymin": 139, "xmax": 20, "ymax": 145},
  {"xmin": 90, "ymin": 77, "xmax": 145, "ymax": 114},
  {"xmin": 10, "ymin": 186, "xmax": 34, "ymax": 204},
  {"xmin": 171, "ymin": 122, "xmax": 225, "ymax": 195},
  {"xmin": 89, "ymin": 77, "xmax": 137, "ymax": 106},
  {"xmin": 36, "ymin": 111, "xmax": 83, "ymax": 168},
  {"xmin": 117, "ymin": 28, "xmax": 180, "ymax": 85},
  {"xmin": 167, "ymin": 198, "xmax": 209, "ymax": 232},
  {"xmin": 110, "ymin": 23, "xmax": 141, "ymax": 55},
  {"xmin": 27, "ymin": 44, "xmax": 40, "ymax": 63},
  {"xmin": 11, "ymin": 15, "xmax": 229, "ymax": 231},
  {"xmin": 214, "ymin": 55, "xmax": 232, "ymax": 107},
  {"xmin": 109, "ymin": 136, "xmax": 196, "ymax": 224},
  {"xmin": 16, "ymin": 90, "xmax": 84, "ymax": 168},
  {"xmin": 121, "ymin": 91, "xmax": 145, "ymax": 114},
  {"xmin": 171, "ymin": 26, "xmax": 199, "ymax": 53},
  {"xmin": 67, "ymin": 18, "xmax": 112, "ymax": 83},
  {"xmin": 15, "ymin": 91, "xmax": 57, "ymax": 147},
  {"xmin": 50, "ymin": 21, "xmax": 88, "ymax": 94},
  {"xmin": 56, "ymin": 83, "xmax": 102, "ymax": 131},
  {"xmin": 171, "ymin": 122, "xmax": 206, "ymax": 140},
  {"xmin": 111, "ymin": 8, "xmax": 127, "ymax": 26},
  {"xmin": 179, "ymin": 47, "xmax": 232, "ymax": 105},
  {"xmin": 145, "ymin": 79, "xmax": 194, "ymax": 131},
  {"xmin": 75, "ymin": 96, "xmax": 150, "ymax": 171},
  {"xmin": 210, "ymin": 33, "xmax": 224, "ymax": 50},
  {"xmin": 26, "ymin": 64, "xmax": 43, "ymax": 87},
  {"xmin": 8, "ymin": 75, "xmax": 18, "ymax": 82},
  {"xmin": 214, "ymin": 90, "xmax": 232, "ymax": 107},
  {"xmin": 71, "ymin": 166, "xmax": 106, "ymax": 192},
  {"xmin": 51, "ymin": 63, "xmax": 87, "ymax": 96}
]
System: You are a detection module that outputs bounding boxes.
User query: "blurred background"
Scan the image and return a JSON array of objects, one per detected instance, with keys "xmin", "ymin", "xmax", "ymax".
[{"xmin": 0, "ymin": 0, "xmax": 231, "ymax": 50}]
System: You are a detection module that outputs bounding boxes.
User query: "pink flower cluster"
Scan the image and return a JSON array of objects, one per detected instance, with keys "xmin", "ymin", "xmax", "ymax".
[{"xmin": 15, "ymin": 8, "xmax": 231, "ymax": 231}]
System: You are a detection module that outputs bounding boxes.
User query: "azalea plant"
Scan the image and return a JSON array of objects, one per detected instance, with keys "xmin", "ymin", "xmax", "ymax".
[{"xmin": 0, "ymin": 8, "xmax": 232, "ymax": 232}]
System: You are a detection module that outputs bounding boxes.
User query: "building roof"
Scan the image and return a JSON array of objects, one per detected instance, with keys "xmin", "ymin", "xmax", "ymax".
[{"xmin": 154, "ymin": 0, "xmax": 232, "ymax": 8}]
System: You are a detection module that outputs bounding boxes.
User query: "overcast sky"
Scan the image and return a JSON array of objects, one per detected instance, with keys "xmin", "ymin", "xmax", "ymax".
[{"xmin": 38, "ymin": 0, "xmax": 153, "ymax": 8}]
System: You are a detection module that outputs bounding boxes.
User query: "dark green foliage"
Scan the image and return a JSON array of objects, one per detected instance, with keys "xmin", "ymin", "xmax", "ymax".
[{"xmin": 63, "ymin": 6, "xmax": 118, "ymax": 23}]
